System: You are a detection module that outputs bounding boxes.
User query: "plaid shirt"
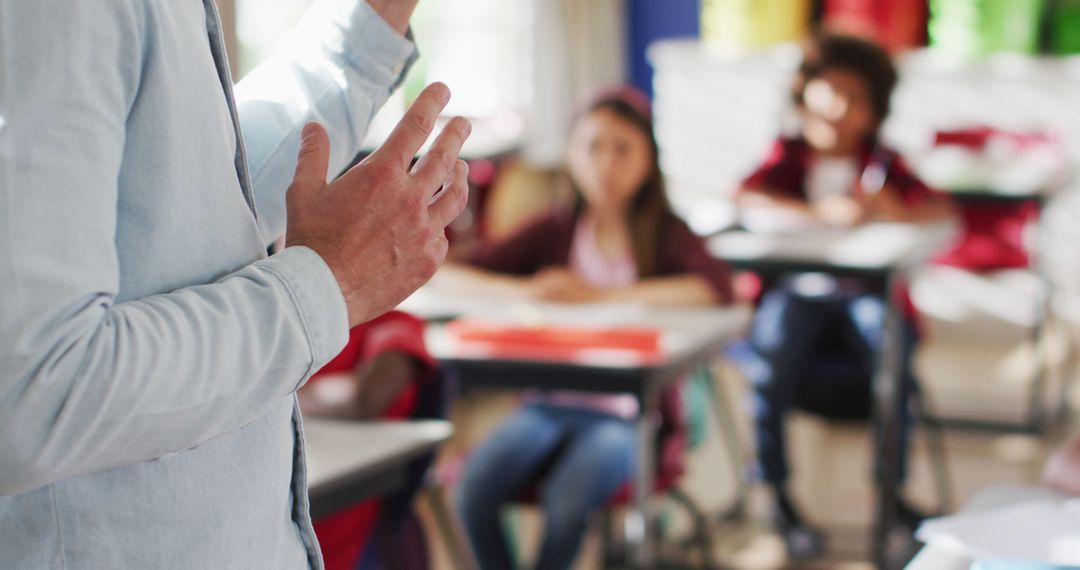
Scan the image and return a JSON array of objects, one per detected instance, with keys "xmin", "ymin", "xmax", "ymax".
[
  {"xmin": 740, "ymin": 136, "xmax": 938, "ymax": 323},
  {"xmin": 742, "ymin": 137, "xmax": 939, "ymax": 205}
]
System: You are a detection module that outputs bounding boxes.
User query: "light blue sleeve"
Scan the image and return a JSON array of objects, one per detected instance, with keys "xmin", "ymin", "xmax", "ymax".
[
  {"xmin": 235, "ymin": 0, "xmax": 419, "ymax": 245},
  {"xmin": 0, "ymin": 0, "xmax": 349, "ymax": 495}
]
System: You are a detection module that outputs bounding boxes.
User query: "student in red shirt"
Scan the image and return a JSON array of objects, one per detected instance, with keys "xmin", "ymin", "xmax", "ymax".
[
  {"xmin": 737, "ymin": 33, "xmax": 953, "ymax": 559},
  {"xmin": 298, "ymin": 311, "xmax": 436, "ymax": 570}
]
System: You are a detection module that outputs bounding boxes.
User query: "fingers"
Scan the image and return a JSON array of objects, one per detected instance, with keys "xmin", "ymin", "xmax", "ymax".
[
  {"xmin": 411, "ymin": 116, "xmax": 472, "ymax": 191},
  {"xmin": 290, "ymin": 122, "xmax": 331, "ymax": 192},
  {"xmin": 374, "ymin": 82, "xmax": 451, "ymax": 169},
  {"xmin": 428, "ymin": 159, "xmax": 469, "ymax": 229}
]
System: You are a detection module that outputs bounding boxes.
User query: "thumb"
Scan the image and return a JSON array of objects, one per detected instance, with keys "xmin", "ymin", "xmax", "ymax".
[{"xmin": 291, "ymin": 122, "xmax": 331, "ymax": 192}]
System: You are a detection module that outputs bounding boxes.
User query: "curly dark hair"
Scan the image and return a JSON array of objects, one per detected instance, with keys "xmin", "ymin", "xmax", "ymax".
[{"xmin": 794, "ymin": 33, "xmax": 899, "ymax": 125}]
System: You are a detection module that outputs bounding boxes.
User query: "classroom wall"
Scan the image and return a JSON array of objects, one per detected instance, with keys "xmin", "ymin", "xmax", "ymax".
[{"xmin": 625, "ymin": 0, "xmax": 700, "ymax": 97}]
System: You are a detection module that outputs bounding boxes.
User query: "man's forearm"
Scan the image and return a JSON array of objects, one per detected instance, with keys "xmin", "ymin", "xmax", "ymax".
[{"xmin": 366, "ymin": 0, "xmax": 419, "ymax": 35}]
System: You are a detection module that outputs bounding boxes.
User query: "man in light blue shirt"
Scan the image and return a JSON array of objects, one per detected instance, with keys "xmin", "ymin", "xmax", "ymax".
[{"xmin": 0, "ymin": 0, "xmax": 469, "ymax": 567}]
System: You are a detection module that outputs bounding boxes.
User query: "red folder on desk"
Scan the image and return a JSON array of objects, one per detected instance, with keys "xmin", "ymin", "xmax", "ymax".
[{"xmin": 446, "ymin": 320, "xmax": 662, "ymax": 363}]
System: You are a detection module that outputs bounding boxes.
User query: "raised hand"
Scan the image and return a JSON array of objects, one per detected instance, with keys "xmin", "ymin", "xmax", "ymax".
[{"xmin": 285, "ymin": 82, "xmax": 472, "ymax": 326}]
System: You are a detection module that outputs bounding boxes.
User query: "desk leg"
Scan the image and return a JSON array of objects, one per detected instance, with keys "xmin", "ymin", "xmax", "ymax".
[
  {"xmin": 1029, "ymin": 200, "xmax": 1059, "ymax": 427},
  {"xmin": 872, "ymin": 274, "xmax": 904, "ymax": 569},
  {"xmin": 711, "ymin": 368, "xmax": 751, "ymax": 522},
  {"xmin": 627, "ymin": 390, "xmax": 657, "ymax": 568}
]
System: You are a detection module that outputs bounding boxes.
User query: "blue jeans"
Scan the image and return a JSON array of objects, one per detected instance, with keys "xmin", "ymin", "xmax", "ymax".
[
  {"xmin": 741, "ymin": 287, "xmax": 918, "ymax": 486},
  {"xmin": 456, "ymin": 403, "xmax": 636, "ymax": 570}
]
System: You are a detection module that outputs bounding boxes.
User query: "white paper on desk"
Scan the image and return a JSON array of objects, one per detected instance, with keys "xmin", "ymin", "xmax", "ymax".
[
  {"xmin": 915, "ymin": 499, "xmax": 1080, "ymax": 565},
  {"xmin": 496, "ymin": 302, "xmax": 651, "ymax": 328},
  {"xmin": 738, "ymin": 206, "xmax": 831, "ymax": 233},
  {"xmin": 527, "ymin": 300, "xmax": 643, "ymax": 328},
  {"xmin": 398, "ymin": 289, "xmax": 651, "ymax": 326}
]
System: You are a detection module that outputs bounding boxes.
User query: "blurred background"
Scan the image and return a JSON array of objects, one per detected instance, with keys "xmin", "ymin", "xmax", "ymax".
[{"xmin": 223, "ymin": 1, "xmax": 1080, "ymax": 568}]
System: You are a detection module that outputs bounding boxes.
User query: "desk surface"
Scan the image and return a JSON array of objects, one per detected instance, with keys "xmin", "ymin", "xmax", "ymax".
[
  {"xmin": 399, "ymin": 292, "xmax": 752, "ymax": 395},
  {"xmin": 428, "ymin": 304, "xmax": 749, "ymax": 363},
  {"xmin": 945, "ymin": 186, "xmax": 1057, "ymax": 204},
  {"xmin": 708, "ymin": 222, "xmax": 957, "ymax": 276},
  {"xmin": 428, "ymin": 305, "xmax": 751, "ymax": 397},
  {"xmin": 905, "ymin": 485, "xmax": 1068, "ymax": 570},
  {"xmin": 304, "ymin": 419, "xmax": 452, "ymax": 516}
]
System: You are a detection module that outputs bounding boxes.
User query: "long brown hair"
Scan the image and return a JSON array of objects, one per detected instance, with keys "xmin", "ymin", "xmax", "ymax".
[{"xmin": 570, "ymin": 92, "xmax": 677, "ymax": 277}]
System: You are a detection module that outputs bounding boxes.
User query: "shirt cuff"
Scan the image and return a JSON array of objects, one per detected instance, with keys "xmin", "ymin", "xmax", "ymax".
[
  {"xmin": 259, "ymin": 246, "xmax": 350, "ymax": 379},
  {"xmin": 300, "ymin": 0, "xmax": 419, "ymax": 92}
]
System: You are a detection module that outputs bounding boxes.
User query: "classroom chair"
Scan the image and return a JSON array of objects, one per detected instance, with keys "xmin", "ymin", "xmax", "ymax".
[
  {"xmin": 726, "ymin": 317, "xmax": 955, "ymax": 516},
  {"xmin": 927, "ymin": 190, "xmax": 1062, "ymax": 430},
  {"xmin": 525, "ymin": 386, "xmax": 714, "ymax": 570},
  {"xmin": 360, "ymin": 368, "xmax": 480, "ymax": 570},
  {"xmin": 794, "ymin": 324, "xmax": 951, "ymax": 512},
  {"xmin": 431, "ymin": 385, "xmax": 716, "ymax": 570}
]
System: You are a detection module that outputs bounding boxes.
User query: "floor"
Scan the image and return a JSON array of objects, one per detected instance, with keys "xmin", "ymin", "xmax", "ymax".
[{"xmin": 416, "ymin": 348, "xmax": 1079, "ymax": 570}]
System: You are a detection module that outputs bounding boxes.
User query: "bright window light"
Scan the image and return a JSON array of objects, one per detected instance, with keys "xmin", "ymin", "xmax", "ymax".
[{"xmin": 234, "ymin": 0, "xmax": 532, "ymax": 121}]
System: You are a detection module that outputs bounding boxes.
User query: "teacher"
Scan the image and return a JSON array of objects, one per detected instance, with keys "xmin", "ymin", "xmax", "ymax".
[{"xmin": 0, "ymin": 0, "xmax": 469, "ymax": 568}]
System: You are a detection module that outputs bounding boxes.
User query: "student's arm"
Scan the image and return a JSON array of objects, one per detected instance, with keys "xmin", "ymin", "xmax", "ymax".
[
  {"xmin": 351, "ymin": 311, "xmax": 433, "ymax": 417},
  {"xmin": 432, "ymin": 263, "xmax": 536, "ymax": 300},
  {"xmin": 737, "ymin": 139, "xmax": 823, "ymax": 226},
  {"xmin": 867, "ymin": 185, "xmax": 955, "ymax": 223},
  {"xmin": 737, "ymin": 186, "xmax": 817, "ymax": 218},
  {"xmin": 351, "ymin": 352, "xmax": 420, "ymax": 418},
  {"xmin": 599, "ymin": 276, "xmax": 720, "ymax": 306},
  {"xmin": 299, "ymin": 311, "xmax": 432, "ymax": 419},
  {"xmin": 645, "ymin": 218, "xmax": 734, "ymax": 305},
  {"xmin": 534, "ymin": 219, "xmax": 734, "ymax": 306},
  {"xmin": 298, "ymin": 353, "xmax": 419, "ymax": 419},
  {"xmin": 865, "ymin": 157, "xmax": 957, "ymax": 224},
  {"xmin": 353, "ymin": 311, "xmax": 434, "ymax": 418},
  {"xmin": 439, "ymin": 258, "xmax": 720, "ymax": 306},
  {"xmin": 742, "ymin": 185, "xmax": 870, "ymax": 228},
  {"xmin": 518, "ymin": 268, "xmax": 717, "ymax": 306},
  {"xmin": 235, "ymin": 0, "xmax": 418, "ymax": 245},
  {"xmin": 431, "ymin": 210, "xmax": 567, "ymax": 298}
]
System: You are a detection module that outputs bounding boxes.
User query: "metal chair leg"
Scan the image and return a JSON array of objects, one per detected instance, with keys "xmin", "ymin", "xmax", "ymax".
[
  {"xmin": 913, "ymin": 387, "xmax": 953, "ymax": 514},
  {"xmin": 708, "ymin": 365, "xmax": 752, "ymax": 522},
  {"xmin": 667, "ymin": 487, "xmax": 716, "ymax": 570},
  {"xmin": 599, "ymin": 509, "xmax": 618, "ymax": 570},
  {"xmin": 423, "ymin": 485, "xmax": 480, "ymax": 570}
]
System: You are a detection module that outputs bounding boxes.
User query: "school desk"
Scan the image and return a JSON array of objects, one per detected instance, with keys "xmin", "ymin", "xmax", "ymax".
[
  {"xmin": 708, "ymin": 221, "xmax": 957, "ymax": 570},
  {"xmin": 402, "ymin": 293, "xmax": 752, "ymax": 569},
  {"xmin": 905, "ymin": 485, "xmax": 1069, "ymax": 570},
  {"xmin": 304, "ymin": 418, "xmax": 453, "ymax": 519}
]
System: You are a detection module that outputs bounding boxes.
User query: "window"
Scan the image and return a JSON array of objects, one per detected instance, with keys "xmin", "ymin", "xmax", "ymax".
[{"xmin": 233, "ymin": 0, "xmax": 532, "ymax": 122}]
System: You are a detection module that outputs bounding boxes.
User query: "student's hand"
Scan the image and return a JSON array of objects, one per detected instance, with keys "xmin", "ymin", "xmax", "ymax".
[
  {"xmin": 528, "ymin": 268, "xmax": 601, "ymax": 303},
  {"xmin": 285, "ymin": 83, "xmax": 472, "ymax": 327},
  {"xmin": 812, "ymin": 194, "xmax": 867, "ymax": 228},
  {"xmin": 863, "ymin": 185, "xmax": 910, "ymax": 222}
]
